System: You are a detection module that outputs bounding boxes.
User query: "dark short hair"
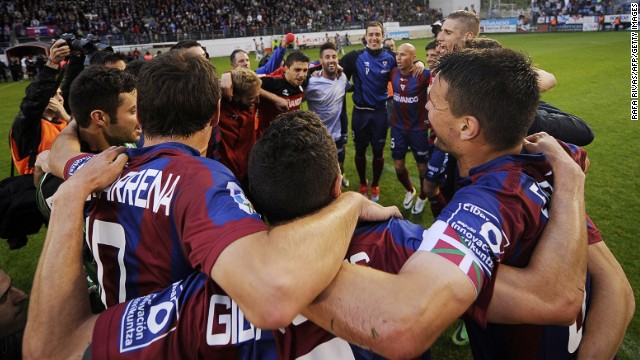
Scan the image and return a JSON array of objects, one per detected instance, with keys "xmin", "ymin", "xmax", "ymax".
[
  {"xmin": 170, "ymin": 40, "xmax": 202, "ymax": 51},
  {"xmin": 124, "ymin": 60, "xmax": 146, "ymax": 77},
  {"xmin": 434, "ymin": 48, "xmax": 539, "ymax": 151},
  {"xmin": 319, "ymin": 42, "xmax": 337, "ymax": 56},
  {"xmin": 366, "ymin": 21, "xmax": 384, "ymax": 34},
  {"xmin": 464, "ymin": 37, "xmax": 503, "ymax": 49},
  {"xmin": 136, "ymin": 51, "xmax": 220, "ymax": 138},
  {"xmin": 284, "ymin": 51, "xmax": 310, "ymax": 67},
  {"xmin": 248, "ymin": 110, "xmax": 339, "ymax": 224},
  {"xmin": 230, "ymin": 49, "xmax": 247, "ymax": 64},
  {"xmin": 69, "ymin": 66, "xmax": 136, "ymax": 128},
  {"xmin": 89, "ymin": 50, "xmax": 127, "ymax": 67},
  {"xmin": 425, "ymin": 40, "xmax": 437, "ymax": 51}
]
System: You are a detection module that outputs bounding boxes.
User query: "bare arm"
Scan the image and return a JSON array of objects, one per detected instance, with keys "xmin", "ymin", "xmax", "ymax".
[
  {"xmin": 487, "ymin": 133, "xmax": 588, "ymax": 325},
  {"xmin": 48, "ymin": 120, "xmax": 83, "ymax": 178},
  {"xmin": 212, "ymin": 193, "xmax": 402, "ymax": 329},
  {"xmin": 535, "ymin": 68, "xmax": 557, "ymax": 92},
  {"xmin": 302, "ymin": 252, "xmax": 476, "ymax": 359},
  {"xmin": 24, "ymin": 147, "xmax": 128, "ymax": 359},
  {"xmin": 576, "ymin": 241, "xmax": 634, "ymax": 359}
]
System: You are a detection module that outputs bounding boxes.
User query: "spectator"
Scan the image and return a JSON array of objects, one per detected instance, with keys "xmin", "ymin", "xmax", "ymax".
[
  {"xmin": 0, "ymin": 60, "xmax": 8, "ymax": 82},
  {"xmin": 10, "ymin": 40, "xmax": 70, "ymax": 176}
]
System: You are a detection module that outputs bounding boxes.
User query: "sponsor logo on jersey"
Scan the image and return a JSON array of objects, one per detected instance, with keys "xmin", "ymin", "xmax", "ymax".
[
  {"xmin": 119, "ymin": 281, "xmax": 182, "ymax": 352},
  {"xmin": 364, "ymin": 61, "xmax": 370, "ymax": 75},
  {"xmin": 446, "ymin": 202, "xmax": 509, "ymax": 273},
  {"xmin": 287, "ymin": 97, "xmax": 303, "ymax": 109},
  {"xmin": 226, "ymin": 182, "xmax": 256, "ymax": 214},
  {"xmin": 67, "ymin": 155, "xmax": 94, "ymax": 177},
  {"xmin": 393, "ymin": 93, "xmax": 419, "ymax": 104}
]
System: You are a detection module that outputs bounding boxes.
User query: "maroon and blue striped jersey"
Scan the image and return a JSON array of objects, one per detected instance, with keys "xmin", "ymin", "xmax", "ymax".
[
  {"xmin": 390, "ymin": 67, "xmax": 430, "ymax": 131},
  {"xmin": 64, "ymin": 142, "xmax": 267, "ymax": 307},
  {"xmin": 274, "ymin": 218, "xmax": 430, "ymax": 360},
  {"xmin": 419, "ymin": 142, "xmax": 602, "ymax": 359},
  {"xmin": 92, "ymin": 271, "xmax": 275, "ymax": 359}
]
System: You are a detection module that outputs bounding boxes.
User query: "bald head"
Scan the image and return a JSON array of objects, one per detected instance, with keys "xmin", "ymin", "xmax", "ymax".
[{"xmin": 396, "ymin": 43, "xmax": 417, "ymax": 73}]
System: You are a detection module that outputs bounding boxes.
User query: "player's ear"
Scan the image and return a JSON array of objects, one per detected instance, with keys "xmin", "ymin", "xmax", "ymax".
[
  {"xmin": 90, "ymin": 110, "xmax": 107, "ymax": 126},
  {"xmin": 459, "ymin": 115, "xmax": 480, "ymax": 141},
  {"xmin": 210, "ymin": 99, "xmax": 221, "ymax": 126},
  {"xmin": 332, "ymin": 174, "xmax": 342, "ymax": 198}
]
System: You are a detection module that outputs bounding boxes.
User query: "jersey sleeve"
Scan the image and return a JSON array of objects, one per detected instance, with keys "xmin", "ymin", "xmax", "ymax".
[
  {"xmin": 173, "ymin": 160, "xmax": 268, "ymax": 275},
  {"xmin": 64, "ymin": 153, "xmax": 96, "ymax": 179},
  {"xmin": 418, "ymin": 191, "xmax": 506, "ymax": 297}
]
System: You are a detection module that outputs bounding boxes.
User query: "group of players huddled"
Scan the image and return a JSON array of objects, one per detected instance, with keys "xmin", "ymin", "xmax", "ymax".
[{"xmin": 3, "ymin": 8, "xmax": 633, "ymax": 360}]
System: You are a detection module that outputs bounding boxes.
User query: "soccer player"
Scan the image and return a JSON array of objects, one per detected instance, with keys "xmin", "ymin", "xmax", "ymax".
[
  {"xmin": 305, "ymin": 42, "xmax": 350, "ymax": 192},
  {"xmin": 207, "ymin": 68, "xmax": 262, "ymax": 189},
  {"xmin": 43, "ymin": 49, "xmax": 397, "ymax": 330},
  {"xmin": 339, "ymin": 21, "xmax": 397, "ymax": 202},
  {"xmin": 388, "ymin": 43, "xmax": 431, "ymax": 214},
  {"xmin": 255, "ymin": 51, "xmax": 309, "ymax": 137},
  {"xmin": 169, "ymin": 40, "xmax": 207, "ymax": 58},
  {"xmin": 300, "ymin": 48, "xmax": 634, "ymax": 359},
  {"xmin": 230, "ymin": 35, "xmax": 293, "ymax": 75},
  {"xmin": 425, "ymin": 40, "xmax": 439, "ymax": 69},
  {"xmin": 20, "ymin": 111, "xmax": 595, "ymax": 359},
  {"xmin": 35, "ymin": 66, "xmax": 140, "ymax": 219}
]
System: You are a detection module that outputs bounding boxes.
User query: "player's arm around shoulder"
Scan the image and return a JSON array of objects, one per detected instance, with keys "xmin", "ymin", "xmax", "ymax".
[
  {"xmin": 301, "ymin": 245, "xmax": 476, "ymax": 359},
  {"xmin": 487, "ymin": 133, "xmax": 588, "ymax": 325},
  {"xmin": 576, "ymin": 240, "xmax": 634, "ymax": 359},
  {"xmin": 211, "ymin": 192, "xmax": 401, "ymax": 329},
  {"xmin": 48, "ymin": 120, "xmax": 84, "ymax": 178}
]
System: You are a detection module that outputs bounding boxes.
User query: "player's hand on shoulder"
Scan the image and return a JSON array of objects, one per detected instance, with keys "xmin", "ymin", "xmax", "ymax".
[
  {"xmin": 411, "ymin": 62, "xmax": 425, "ymax": 77},
  {"xmin": 344, "ymin": 191, "xmax": 403, "ymax": 222},
  {"xmin": 524, "ymin": 132, "xmax": 583, "ymax": 176},
  {"xmin": 64, "ymin": 146, "xmax": 128, "ymax": 195}
]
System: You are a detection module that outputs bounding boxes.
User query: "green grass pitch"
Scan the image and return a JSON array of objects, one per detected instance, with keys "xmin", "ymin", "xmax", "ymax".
[{"xmin": 0, "ymin": 31, "xmax": 636, "ymax": 358}]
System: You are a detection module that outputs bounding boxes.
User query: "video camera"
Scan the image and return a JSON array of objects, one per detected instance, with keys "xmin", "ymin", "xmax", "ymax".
[
  {"xmin": 60, "ymin": 33, "xmax": 102, "ymax": 55},
  {"xmin": 431, "ymin": 21, "xmax": 443, "ymax": 36}
]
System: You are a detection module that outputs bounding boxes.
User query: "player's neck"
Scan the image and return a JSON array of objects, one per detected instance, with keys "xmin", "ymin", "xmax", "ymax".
[
  {"xmin": 400, "ymin": 66, "xmax": 414, "ymax": 76},
  {"xmin": 79, "ymin": 126, "xmax": 111, "ymax": 153},
  {"xmin": 322, "ymin": 70, "xmax": 337, "ymax": 80},
  {"xmin": 457, "ymin": 143, "xmax": 522, "ymax": 177},
  {"xmin": 143, "ymin": 127, "xmax": 212, "ymax": 156}
]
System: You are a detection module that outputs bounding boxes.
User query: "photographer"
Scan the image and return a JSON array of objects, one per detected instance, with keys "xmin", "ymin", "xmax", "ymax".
[
  {"xmin": 60, "ymin": 34, "xmax": 126, "ymax": 114},
  {"xmin": 10, "ymin": 39, "xmax": 71, "ymax": 175},
  {"xmin": 4, "ymin": 39, "xmax": 70, "ymax": 249}
]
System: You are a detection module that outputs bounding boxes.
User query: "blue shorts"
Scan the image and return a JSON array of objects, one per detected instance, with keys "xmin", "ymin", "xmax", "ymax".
[
  {"xmin": 425, "ymin": 148, "xmax": 450, "ymax": 185},
  {"xmin": 390, "ymin": 127, "xmax": 430, "ymax": 164},
  {"xmin": 351, "ymin": 107, "xmax": 388, "ymax": 152}
]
